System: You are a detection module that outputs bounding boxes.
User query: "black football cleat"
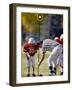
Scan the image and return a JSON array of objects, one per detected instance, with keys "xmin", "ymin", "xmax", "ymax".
[
  {"xmin": 60, "ymin": 72, "xmax": 63, "ymax": 75},
  {"xmin": 32, "ymin": 74, "xmax": 36, "ymax": 77},
  {"xmin": 27, "ymin": 74, "xmax": 30, "ymax": 77}
]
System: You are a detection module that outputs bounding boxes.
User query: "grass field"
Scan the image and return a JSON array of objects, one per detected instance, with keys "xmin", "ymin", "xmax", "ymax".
[{"xmin": 21, "ymin": 49, "xmax": 61, "ymax": 77}]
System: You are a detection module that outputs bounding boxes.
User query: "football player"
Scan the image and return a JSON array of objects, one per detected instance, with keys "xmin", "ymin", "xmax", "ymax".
[
  {"xmin": 23, "ymin": 37, "xmax": 40, "ymax": 77},
  {"xmin": 38, "ymin": 35, "xmax": 63, "ymax": 76},
  {"xmin": 56, "ymin": 34, "xmax": 63, "ymax": 75}
]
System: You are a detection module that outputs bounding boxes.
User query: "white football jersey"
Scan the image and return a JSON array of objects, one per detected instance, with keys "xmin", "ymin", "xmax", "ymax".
[{"xmin": 42, "ymin": 39, "xmax": 59, "ymax": 52}]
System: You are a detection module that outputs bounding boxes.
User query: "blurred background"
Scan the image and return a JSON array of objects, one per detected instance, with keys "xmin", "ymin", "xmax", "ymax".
[{"xmin": 21, "ymin": 13, "xmax": 63, "ymax": 44}]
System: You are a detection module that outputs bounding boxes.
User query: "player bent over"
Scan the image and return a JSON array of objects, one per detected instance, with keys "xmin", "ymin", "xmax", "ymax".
[
  {"xmin": 23, "ymin": 37, "xmax": 40, "ymax": 77},
  {"xmin": 38, "ymin": 35, "xmax": 63, "ymax": 76}
]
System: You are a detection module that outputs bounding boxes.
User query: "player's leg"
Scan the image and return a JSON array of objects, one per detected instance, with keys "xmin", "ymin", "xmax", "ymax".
[
  {"xmin": 56, "ymin": 54, "xmax": 63, "ymax": 75},
  {"xmin": 59, "ymin": 54, "xmax": 63, "ymax": 75},
  {"xmin": 52, "ymin": 45, "xmax": 63, "ymax": 75},
  {"xmin": 48, "ymin": 47, "xmax": 59, "ymax": 76},
  {"xmin": 27, "ymin": 58, "xmax": 31, "ymax": 77},
  {"xmin": 47, "ymin": 53, "xmax": 55, "ymax": 76},
  {"xmin": 53, "ymin": 57, "xmax": 58, "ymax": 75},
  {"xmin": 31, "ymin": 56, "xmax": 36, "ymax": 76},
  {"xmin": 53, "ymin": 64, "xmax": 57, "ymax": 75}
]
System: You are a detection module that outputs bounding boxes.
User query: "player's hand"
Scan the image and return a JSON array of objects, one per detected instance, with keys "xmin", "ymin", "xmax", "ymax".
[
  {"xmin": 27, "ymin": 56, "xmax": 29, "ymax": 60},
  {"xmin": 26, "ymin": 55, "xmax": 30, "ymax": 60},
  {"xmin": 26, "ymin": 52, "xmax": 30, "ymax": 59}
]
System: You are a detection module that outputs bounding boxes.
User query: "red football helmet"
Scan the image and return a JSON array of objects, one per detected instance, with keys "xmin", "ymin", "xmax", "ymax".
[{"xmin": 54, "ymin": 37, "xmax": 60, "ymax": 44}]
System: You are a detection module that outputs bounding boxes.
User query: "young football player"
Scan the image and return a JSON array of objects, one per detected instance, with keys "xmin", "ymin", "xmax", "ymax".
[{"xmin": 23, "ymin": 37, "xmax": 40, "ymax": 77}]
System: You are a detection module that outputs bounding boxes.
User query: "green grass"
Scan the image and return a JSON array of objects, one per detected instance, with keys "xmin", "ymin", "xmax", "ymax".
[{"xmin": 21, "ymin": 50, "xmax": 61, "ymax": 77}]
